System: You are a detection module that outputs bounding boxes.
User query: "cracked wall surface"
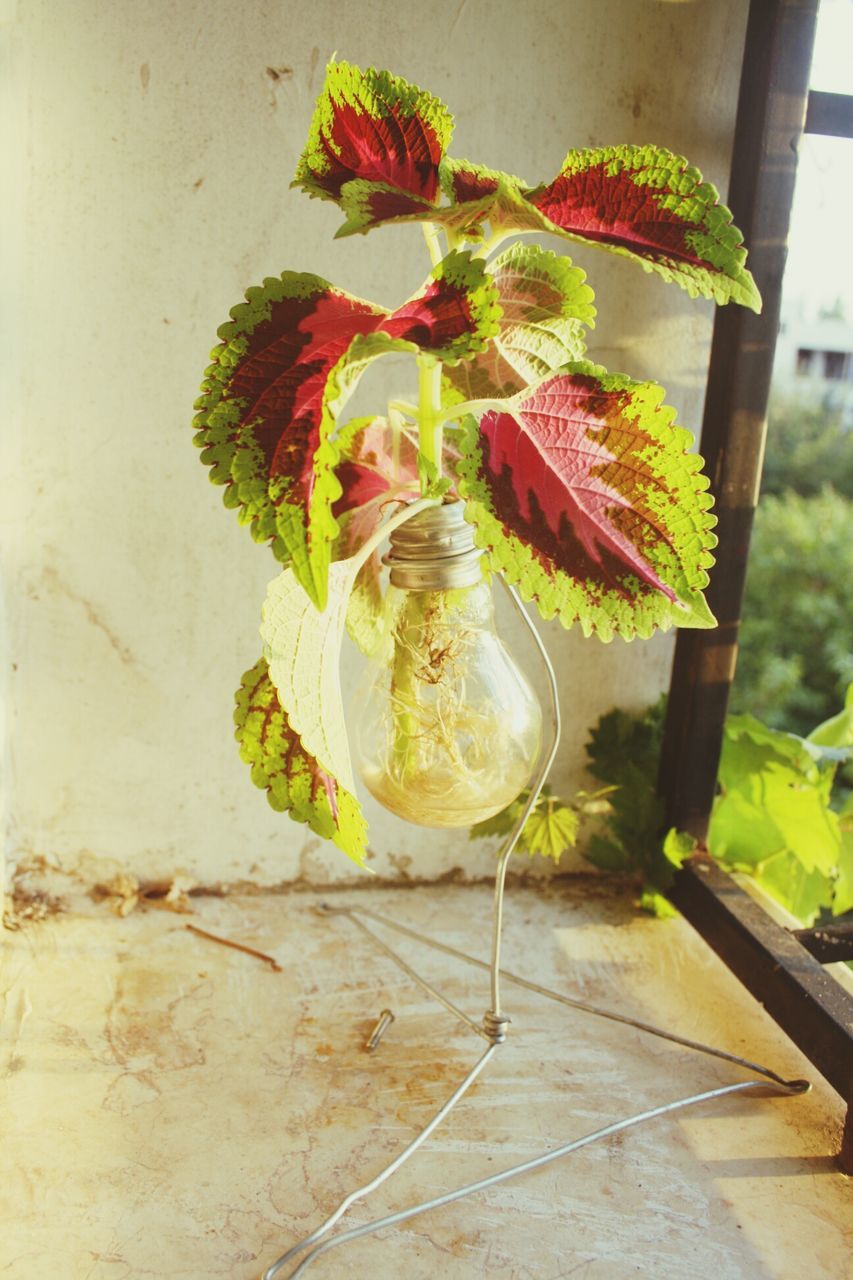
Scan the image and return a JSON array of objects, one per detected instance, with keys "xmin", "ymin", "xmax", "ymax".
[{"xmin": 3, "ymin": 0, "xmax": 750, "ymax": 885}]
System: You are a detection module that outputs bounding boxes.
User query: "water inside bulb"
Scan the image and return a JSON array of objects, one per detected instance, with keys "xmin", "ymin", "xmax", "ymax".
[{"xmin": 352, "ymin": 579, "xmax": 543, "ymax": 828}]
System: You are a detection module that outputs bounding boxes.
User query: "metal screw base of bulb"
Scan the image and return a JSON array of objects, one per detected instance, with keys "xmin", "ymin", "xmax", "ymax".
[
  {"xmin": 261, "ymin": 576, "xmax": 810, "ymax": 1280},
  {"xmin": 383, "ymin": 499, "xmax": 484, "ymax": 591}
]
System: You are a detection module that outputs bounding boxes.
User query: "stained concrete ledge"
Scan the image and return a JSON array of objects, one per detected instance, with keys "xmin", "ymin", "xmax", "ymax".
[{"xmin": 1, "ymin": 879, "xmax": 849, "ymax": 1278}]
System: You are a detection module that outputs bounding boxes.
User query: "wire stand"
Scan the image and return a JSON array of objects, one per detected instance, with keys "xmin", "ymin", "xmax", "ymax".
[{"xmin": 262, "ymin": 585, "xmax": 810, "ymax": 1279}]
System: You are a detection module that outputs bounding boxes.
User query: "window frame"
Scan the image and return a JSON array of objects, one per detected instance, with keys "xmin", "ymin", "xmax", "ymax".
[{"xmin": 657, "ymin": 0, "xmax": 853, "ymax": 1170}]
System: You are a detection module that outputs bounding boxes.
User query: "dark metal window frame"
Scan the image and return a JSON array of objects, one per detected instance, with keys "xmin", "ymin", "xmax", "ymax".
[{"xmin": 658, "ymin": 0, "xmax": 853, "ymax": 1169}]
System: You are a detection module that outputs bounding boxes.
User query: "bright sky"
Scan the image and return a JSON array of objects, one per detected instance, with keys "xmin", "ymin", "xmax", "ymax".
[
  {"xmin": 783, "ymin": 0, "xmax": 853, "ymax": 319},
  {"xmin": 809, "ymin": 0, "xmax": 853, "ymax": 93}
]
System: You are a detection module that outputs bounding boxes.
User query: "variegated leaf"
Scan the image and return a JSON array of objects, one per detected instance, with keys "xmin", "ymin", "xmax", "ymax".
[
  {"xmin": 194, "ymin": 253, "xmax": 499, "ymax": 609},
  {"xmin": 457, "ymin": 362, "xmax": 718, "ymax": 641},
  {"xmin": 525, "ymin": 145, "xmax": 761, "ymax": 310},
  {"xmin": 234, "ymin": 657, "xmax": 368, "ymax": 863},
  {"xmin": 293, "ymin": 59, "xmax": 452, "ymax": 213},
  {"xmin": 446, "ymin": 243, "xmax": 595, "ymax": 401},
  {"xmin": 333, "ymin": 416, "xmax": 419, "ymax": 657}
]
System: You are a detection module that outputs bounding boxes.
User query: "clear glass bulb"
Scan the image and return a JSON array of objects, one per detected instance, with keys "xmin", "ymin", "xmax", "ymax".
[{"xmin": 352, "ymin": 577, "xmax": 543, "ymax": 828}]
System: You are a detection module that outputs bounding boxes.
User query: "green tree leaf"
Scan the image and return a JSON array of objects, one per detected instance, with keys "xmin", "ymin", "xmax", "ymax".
[
  {"xmin": 583, "ymin": 834, "xmax": 633, "ymax": 873},
  {"xmin": 755, "ymin": 852, "xmax": 831, "ymax": 927},
  {"xmin": 833, "ymin": 822, "xmax": 853, "ymax": 916},
  {"xmin": 662, "ymin": 828, "xmax": 696, "ymax": 869},
  {"xmin": 468, "ymin": 785, "xmax": 579, "ymax": 863},
  {"xmin": 710, "ymin": 715, "xmax": 843, "ymax": 880},
  {"xmin": 808, "ymin": 683, "xmax": 853, "ymax": 750},
  {"xmin": 522, "ymin": 803, "xmax": 580, "ymax": 862},
  {"xmin": 234, "ymin": 657, "xmax": 368, "ymax": 863},
  {"xmin": 640, "ymin": 889, "xmax": 678, "ymax": 919},
  {"xmin": 469, "ymin": 792, "xmax": 526, "ymax": 841},
  {"xmin": 759, "ymin": 393, "xmax": 853, "ymax": 500},
  {"xmin": 729, "ymin": 490, "xmax": 853, "ymax": 737},
  {"xmin": 584, "ymin": 698, "xmax": 676, "ymax": 896}
]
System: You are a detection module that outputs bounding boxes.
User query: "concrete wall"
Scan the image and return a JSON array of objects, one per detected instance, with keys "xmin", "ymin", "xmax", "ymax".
[{"xmin": 2, "ymin": 0, "xmax": 749, "ymax": 888}]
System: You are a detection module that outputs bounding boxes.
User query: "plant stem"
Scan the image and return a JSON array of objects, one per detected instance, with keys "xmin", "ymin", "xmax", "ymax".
[
  {"xmin": 423, "ymin": 222, "xmax": 444, "ymax": 267},
  {"xmin": 388, "ymin": 399, "xmax": 419, "ymax": 419},
  {"xmin": 392, "ymin": 358, "xmax": 442, "ymax": 778},
  {"xmin": 436, "ymin": 396, "xmax": 507, "ymax": 424},
  {"xmin": 475, "ymin": 227, "xmax": 531, "ymax": 260},
  {"xmin": 418, "ymin": 357, "xmax": 444, "ymax": 481},
  {"xmin": 388, "ymin": 404, "xmax": 403, "ymax": 485},
  {"xmin": 390, "ymin": 591, "xmax": 427, "ymax": 780},
  {"xmin": 352, "ymin": 495, "xmax": 440, "ymax": 580}
]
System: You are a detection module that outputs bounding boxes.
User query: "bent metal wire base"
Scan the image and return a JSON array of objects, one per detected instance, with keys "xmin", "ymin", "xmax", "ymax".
[{"xmin": 261, "ymin": 585, "xmax": 810, "ymax": 1279}]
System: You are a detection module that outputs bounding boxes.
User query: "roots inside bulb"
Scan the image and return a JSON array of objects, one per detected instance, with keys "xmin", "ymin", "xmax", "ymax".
[{"xmin": 353, "ymin": 584, "xmax": 542, "ymax": 828}]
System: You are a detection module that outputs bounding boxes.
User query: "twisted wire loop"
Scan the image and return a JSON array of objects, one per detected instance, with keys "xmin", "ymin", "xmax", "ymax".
[
  {"xmin": 260, "ymin": 588, "xmax": 809, "ymax": 1278},
  {"xmin": 481, "ymin": 1010, "xmax": 511, "ymax": 1044}
]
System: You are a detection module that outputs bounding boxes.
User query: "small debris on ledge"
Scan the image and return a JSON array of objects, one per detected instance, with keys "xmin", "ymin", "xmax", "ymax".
[
  {"xmin": 3, "ymin": 882, "xmax": 66, "ymax": 930},
  {"xmin": 90, "ymin": 872, "xmax": 225, "ymax": 916}
]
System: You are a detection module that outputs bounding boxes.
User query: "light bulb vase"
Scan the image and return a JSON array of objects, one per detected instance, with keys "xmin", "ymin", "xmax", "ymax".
[
  {"xmin": 260, "ymin": 504, "xmax": 810, "ymax": 1280},
  {"xmin": 352, "ymin": 503, "xmax": 544, "ymax": 830}
]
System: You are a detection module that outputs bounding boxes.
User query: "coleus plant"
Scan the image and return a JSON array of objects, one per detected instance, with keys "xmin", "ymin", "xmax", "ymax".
[{"xmin": 194, "ymin": 59, "xmax": 760, "ymax": 867}]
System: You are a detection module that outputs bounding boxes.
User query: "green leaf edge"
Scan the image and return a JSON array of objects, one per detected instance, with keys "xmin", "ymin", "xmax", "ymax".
[
  {"xmin": 456, "ymin": 361, "xmax": 719, "ymax": 641},
  {"xmin": 292, "ymin": 59, "xmax": 454, "ymax": 205},
  {"xmin": 445, "ymin": 242, "xmax": 596, "ymax": 401},
  {"xmin": 527, "ymin": 144, "xmax": 762, "ymax": 312},
  {"xmin": 194, "ymin": 257, "xmax": 500, "ymax": 609},
  {"xmin": 234, "ymin": 655, "xmax": 368, "ymax": 865}
]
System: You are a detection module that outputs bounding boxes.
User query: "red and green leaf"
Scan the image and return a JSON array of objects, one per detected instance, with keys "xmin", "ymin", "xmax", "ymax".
[
  {"xmin": 334, "ymin": 417, "xmax": 419, "ymax": 527},
  {"xmin": 525, "ymin": 145, "xmax": 761, "ymax": 310},
  {"xmin": 378, "ymin": 249, "xmax": 502, "ymax": 364},
  {"xmin": 194, "ymin": 253, "xmax": 499, "ymax": 609},
  {"xmin": 457, "ymin": 362, "xmax": 718, "ymax": 641},
  {"xmin": 334, "ymin": 181, "xmax": 443, "ymax": 237},
  {"xmin": 336, "ymin": 156, "xmax": 530, "ymax": 240},
  {"xmin": 293, "ymin": 59, "xmax": 452, "ymax": 211},
  {"xmin": 438, "ymin": 158, "xmax": 546, "ymax": 239},
  {"xmin": 291, "ymin": 62, "xmax": 758, "ymax": 312},
  {"xmin": 436, "ymin": 149, "xmax": 759, "ymax": 310},
  {"xmin": 234, "ymin": 656, "xmax": 368, "ymax": 864},
  {"xmin": 333, "ymin": 416, "xmax": 419, "ymax": 656},
  {"xmin": 194, "ymin": 273, "xmax": 382, "ymax": 608},
  {"xmin": 445, "ymin": 244, "xmax": 595, "ymax": 401},
  {"xmin": 331, "ymin": 416, "xmax": 464, "ymax": 654},
  {"xmin": 336, "ymin": 155, "xmax": 547, "ymax": 241}
]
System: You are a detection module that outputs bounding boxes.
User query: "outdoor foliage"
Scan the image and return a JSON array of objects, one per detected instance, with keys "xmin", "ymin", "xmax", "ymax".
[
  {"xmin": 760, "ymin": 394, "xmax": 853, "ymax": 499},
  {"xmin": 469, "ymin": 783, "xmax": 615, "ymax": 864},
  {"xmin": 709, "ymin": 696, "xmax": 853, "ymax": 925},
  {"xmin": 193, "ymin": 58, "xmax": 759, "ymax": 858},
  {"xmin": 583, "ymin": 698, "xmax": 692, "ymax": 916},
  {"xmin": 731, "ymin": 487, "xmax": 853, "ymax": 737},
  {"xmin": 578, "ymin": 692, "xmax": 853, "ymax": 924}
]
